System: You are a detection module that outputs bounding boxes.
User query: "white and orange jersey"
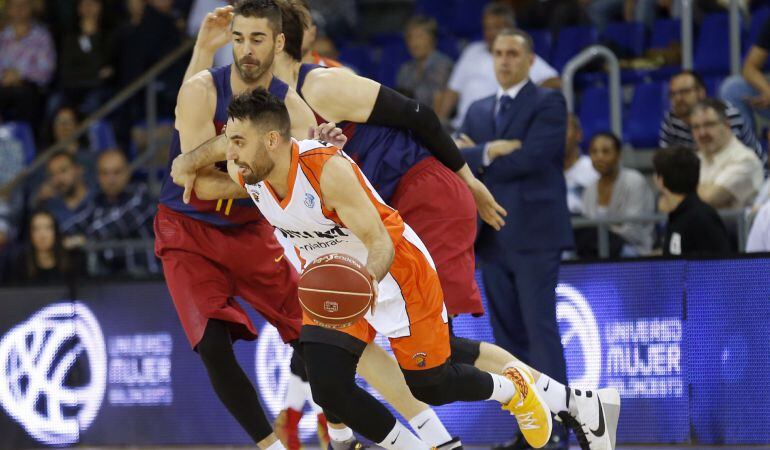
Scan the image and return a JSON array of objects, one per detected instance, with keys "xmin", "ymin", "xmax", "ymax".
[{"xmin": 241, "ymin": 139, "xmax": 447, "ymax": 341}]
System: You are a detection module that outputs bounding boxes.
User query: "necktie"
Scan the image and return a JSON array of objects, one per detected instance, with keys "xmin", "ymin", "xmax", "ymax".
[{"xmin": 495, "ymin": 95, "xmax": 514, "ymax": 134}]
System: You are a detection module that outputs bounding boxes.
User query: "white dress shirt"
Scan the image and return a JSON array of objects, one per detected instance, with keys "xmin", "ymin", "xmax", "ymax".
[{"xmin": 448, "ymin": 41, "xmax": 559, "ymax": 129}]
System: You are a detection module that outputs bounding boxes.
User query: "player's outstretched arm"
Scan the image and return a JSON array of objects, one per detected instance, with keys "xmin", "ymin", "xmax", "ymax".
[
  {"xmin": 303, "ymin": 68, "xmax": 507, "ymax": 229},
  {"xmin": 190, "ymin": 165, "xmax": 248, "ymax": 201},
  {"xmin": 320, "ymin": 155, "xmax": 394, "ymax": 282}
]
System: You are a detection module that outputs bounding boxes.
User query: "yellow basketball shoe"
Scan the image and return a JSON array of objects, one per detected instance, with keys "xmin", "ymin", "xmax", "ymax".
[{"xmin": 501, "ymin": 363, "xmax": 553, "ymax": 448}]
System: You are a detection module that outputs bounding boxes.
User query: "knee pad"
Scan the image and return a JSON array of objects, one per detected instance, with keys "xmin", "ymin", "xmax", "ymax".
[
  {"xmin": 449, "ymin": 336, "xmax": 481, "ymax": 366},
  {"xmin": 403, "ymin": 363, "xmax": 454, "ymax": 406},
  {"xmin": 302, "ymin": 343, "xmax": 359, "ymax": 411}
]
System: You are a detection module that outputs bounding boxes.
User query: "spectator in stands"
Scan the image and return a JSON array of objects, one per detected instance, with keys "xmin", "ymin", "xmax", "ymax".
[
  {"xmin": 458, "ymin": 28, "xmax": 570, "ymax": 450},
  {"xmin": 691, "ymin": 99, "xmax": 764, "ymax": 209},
  {"xmin": 86, "ymin": 149, "xmax": 157, "ymax": 274},
  {"xmin": 0, "ymin": 0, "xmax": 56, "ymax": 125},
  {"xmin": 297, "ymin": 0, "xmax": 343, "ymax": 67},
  {"xmin": 746, "ymin": 201, "xmax": 770, "ymax": 252},
  {"xmin": 396, "ymin": 16, "xmax": 454, "ymax": 110},
  {"xmin": 564, "ymin": 114, "xmax": 599, "ymax": 215},
  {"xmin": 585, "ymin": 0, "xmax": 680, "ymax": 31},
  {"xmin": 720, "ymin": 15, "xmax": 770, "ymax": 137},
  {"xmin": 661, "ymin": 71, "xmax": 765, "ymax": 166},
  {"xmin": 53, "ymin": 0, "xmax": 116, "ymax": 115},
  {"xmin": 653, "ymin": 146, "xmax": 731, "ymax": 256},
  {"xmin": 437, "ymin": 2, "xmax": 560, "ymax": 129},
  {"xmin": 10, "ymin": 210, "xmax": 77, "ymax": 284},
  {"xmin": 36, "ymin": 150, "xmax": 93, "ymax": 239},
  {"xmin": 499, "ymin": 0, "xmax": 583, "ymax": 34},
  {"xmin": 49, "ymin": 105, "xmax": 97, "ymax": 176},
  {"xmin": 581, "ymin": 132, "xmax": 655, "ymax": 256}
]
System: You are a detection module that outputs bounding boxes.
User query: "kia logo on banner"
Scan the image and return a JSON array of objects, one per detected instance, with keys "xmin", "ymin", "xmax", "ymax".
[{"xmin": 0, "ymin": 303, "xmax": 107, "ymax": 445}]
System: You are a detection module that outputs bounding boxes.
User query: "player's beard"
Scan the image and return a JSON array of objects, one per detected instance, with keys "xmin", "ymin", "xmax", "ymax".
[
  {"xmin": 237, "ymin": 159, "xmax": 273, "ymax": 185},
  {"xmin": 233, "ymin": 49, "xmax": 274, "ymax": 84}
]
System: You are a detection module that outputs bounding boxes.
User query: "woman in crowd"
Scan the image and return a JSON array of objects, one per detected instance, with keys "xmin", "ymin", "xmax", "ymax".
[
  {"xmin": 12, "ymin": 210, "xmax": 78, "ymax": 284},
  {"xmin": 581, "ymin": 132, "xmax": 655, "ymax": 256}
]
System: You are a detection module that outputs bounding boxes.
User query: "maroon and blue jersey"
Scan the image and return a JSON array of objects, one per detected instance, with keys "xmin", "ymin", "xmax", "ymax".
[
  {"xmin": 295, "ymin": 64, "xmax": 430, "ymax": 202},
  {"xmin": 158, "ymin": 65, "xmax": 290, "ymax": 226}
]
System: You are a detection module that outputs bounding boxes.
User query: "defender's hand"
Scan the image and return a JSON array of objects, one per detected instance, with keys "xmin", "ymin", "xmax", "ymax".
[
  {"xmin": 309, "ymin": 122, "xmax": 348, "ymax": 149},
  {"xmin": 196, "ymin": 6, "xmax": 234, "ymax": 53},
  {"xmin": 171, "ymin": 154, "xmax": 198, "ymax": 204}
]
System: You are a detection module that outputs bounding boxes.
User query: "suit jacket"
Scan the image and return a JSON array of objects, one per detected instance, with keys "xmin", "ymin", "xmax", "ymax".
[{"xmin": 461, "ymin": 80, "xmax": 573, "ymax": 255}]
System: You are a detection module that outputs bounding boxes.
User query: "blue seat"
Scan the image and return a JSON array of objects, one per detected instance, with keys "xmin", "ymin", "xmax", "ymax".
[
  {"xmin": 602, "ymin": 21, "xmax": 647, "ymax": 58},
  {"xmin": 695, "ymin": 13, "xmax": 742, "ymax": 76},
  {"xmin": 338, "ymin": 44, "xmax": 375, "ymax": 78},
  {"xmin": 0, "ymin": 121, "xmax": 36, "ymax": 164},
  {"xmin": 414, "ymin": 0, "xmax": 452, "ymax": 26},
  {"xmin": 703, "ymin": 76, "xmax": 723, "ymax": 97},
  {"xmin": 578, "ymin": 86, "xmax": 611, "ymax": 142},
  {"xmin": 447, "ymin": 0, "xmax": 488, "ymax": 39},
  {"xmin": 552, "ymin": 26, "xmax": 599, "ymax": 72},
  {"xmin": 88, "ymin": 120, "xmax": 117, "ymax": 153},
  {"xmin": 747, "ymin": 7, "xmax": 770, "ymax": 52},
  {"xmin": 526, "ymin": 28, "xmax": 553, "ymax": 63},
  {"xmin": 650, "ymin": 18, "xmax": 681, "ymax": 49},
  {"xmin": 438, "ymin": 34, "xmax": 460, "ymax": 60},
  {"xmin": 376, "ymin": 41, "xmax": 411, "ymax": 88},
  {"xmin": 624, "ymin": 82, "xmax": 666, "ymax": 148}
]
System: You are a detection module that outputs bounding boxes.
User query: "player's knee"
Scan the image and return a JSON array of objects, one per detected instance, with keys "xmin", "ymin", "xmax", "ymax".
[
  {"xmin": 306, "ymin": 369, "xmax": 353, "ymax": 411},
  {"xmin": 196, "ymin": 320, "xmax": 232, "ymax": 368},
  {"xmin": 403, "ymin": 364, "xmax": 453, "ymax": 406},
  {"xmin": 449, "ymin": 336, "xmax": 481, "ymax": 366}
]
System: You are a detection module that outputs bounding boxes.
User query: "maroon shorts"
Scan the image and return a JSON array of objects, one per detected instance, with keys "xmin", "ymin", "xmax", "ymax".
[
  {"xmin": 390, "ymin": 157, "xmax": 484, "ymax": 316},
  {"xmin": 154, "ymin": 205, "xmax": 302, "ymax": 348}
]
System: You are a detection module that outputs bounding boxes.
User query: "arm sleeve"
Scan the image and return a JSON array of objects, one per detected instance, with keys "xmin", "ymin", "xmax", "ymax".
[{"xmin": 366, "ymin": 85, "xmax": 466, "ymax": 172}]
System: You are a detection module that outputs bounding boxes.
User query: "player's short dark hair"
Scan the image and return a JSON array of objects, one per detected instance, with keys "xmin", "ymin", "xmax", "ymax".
[
  {"xmin": 653, "ymin": 146, "xmax": 700, "ymax": 194},
  {"xmin": 233, "ymin": 0, "xmax": 283, "ymax": 36},
  {"xmin": 589, "ymin": 131, "xmax": 622, "ymax": 153},
  {"xmin": 672, "ymin": 69, "xmax": 706, "ymax": 90},
  {"xmin": 484, "ymin": 2, "xmax": 516, "ymax": 26},
  {"xmin": 276, "ymin": 0, "xmax": 310, "ymax": 61},
  {"xmin": 494, "ymin": 27, "xmax": 534, "ymax": 54},
  {"xmin": 228, "ymin": 87, "xmax": 291, "ymax": 138},
  {"xmin": 691, "ymin": 97, "xmax": 729, "ymax": 122}
]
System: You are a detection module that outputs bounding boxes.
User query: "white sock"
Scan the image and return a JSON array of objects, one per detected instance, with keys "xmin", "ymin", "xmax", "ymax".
[
  {"xmin": 378, "ymin": 421, "xmax": 431, "ymax": 450},
  {"xmin": 283, "ymin": 374, "xmax": 306, "ymax": 411},
  {"xmin": 328, "ymin": 425, "xmax": 354, "ymax": 442},
  {"xmin": 265, "ymin": 440, "xmax": 286, "ymax": 450},
  {"xmin": 536, "ymin": 374, "xmax": 568, "ymax": 413},
  {"xmin": 488, "ymin": 373, "xmax": 517, "ymax": 404},
  {"xmin": 408, "ymin": 409, "xmax": 451, "ymax": 446}
]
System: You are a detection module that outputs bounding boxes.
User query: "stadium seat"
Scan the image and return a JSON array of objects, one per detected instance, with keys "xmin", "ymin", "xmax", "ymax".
[
  {"xmin": 703, "ymin": 76, "xmax": 723, "ymax": 97},
  {"xmin": 414, "ymin": 0, "xmax": 452, "ymax": 28},
  {"xmin": 438, "ymin": 34, "xmax": 461, "ymax": 60},
  {"xmin": 338, "ymin": 44, "xmax": 375, "ymax": 78},
  {"xmin": 88, "ymin": 120, "xmax": 117, "ymax": 153},
  {"xmin": 695, "ymin": 13, "xmax": 742, "ymax": 76},
  {"xmin": 747, "ymin": 7, "xmax": 770, "ymax": 55},
  {"xmin": 650, "ymin": 18, "xmax": 681, "ymax": 49},
  {"xmin": 0, "ymin": 121, "xmax": 36, "ymax": 163},
  {"xmin": 376, "ymin": 41, "xmax": 411, "ymax": 88},
  {"xmin": 577, "ymin": 85, "xmax": 611, "ymax": 142},
  {"xmin": 552, "ymin": 25, "xmax": 599, "ymax": 72},
  {"xmin": 447, "ymin": 0, "xmax": 488, "ymax": 39},
  {"xmin": 624, "ymin": 81, "xmax": 666, "ymax": 148},
  {"xmin": 602, "ymin": 22, "xmax": 647, "ymax": 58},
  {"xmin": 526, "ymin": 29, "xmax": 553, "ymax": 64}
]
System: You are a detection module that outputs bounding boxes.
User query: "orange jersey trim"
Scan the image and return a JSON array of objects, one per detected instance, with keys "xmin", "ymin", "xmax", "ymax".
[
  {"xmin": 264, "ymin": 142, "xmax": 300, "ymax": 209},
  {"xmin": 312, "ymin": 52, "xmax": 344, "ymax": 68}
]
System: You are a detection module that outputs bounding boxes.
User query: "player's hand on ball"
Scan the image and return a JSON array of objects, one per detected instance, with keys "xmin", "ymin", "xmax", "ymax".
[
  {"xmin": 197, "ymin": 6, "xmax": 234, "ymax": 53},
  {"xmin": 468, "ymin": 177, "xmax": 507, "ymax": 231},
  {"xmin": 367, "ymin": 268, "xmax": 379, "ymax": 315},
  {"xmin": 309, "ymin": 123, "xmax": 347, "ymax": 148},
  {"xmin": 171, "ymin": 154, "xmax": 198, "ymax": 204}
]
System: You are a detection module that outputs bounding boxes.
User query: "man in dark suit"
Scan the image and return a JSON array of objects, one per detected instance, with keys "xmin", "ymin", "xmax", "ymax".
[{"xmin": 457, "ymin": 28, "xmax": 573, "ymax": 450}]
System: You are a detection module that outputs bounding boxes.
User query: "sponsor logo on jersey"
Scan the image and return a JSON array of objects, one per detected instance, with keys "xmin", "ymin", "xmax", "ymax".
[
  {"xmin": 304, "ymin": 193, "xmax": 315, "ymax": 209},
  {"xmin": 277, "ymin": 225, "xmax": 348, "ymax": 240}
]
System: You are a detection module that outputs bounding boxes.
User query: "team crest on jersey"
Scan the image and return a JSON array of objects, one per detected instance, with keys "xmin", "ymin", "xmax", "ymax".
[
  {"xmin": 412, "ymin": 352, "xmax": 427, "ymax": 368},
  {"xmin": 304, "ymin": 193, "xmax": 315, "ymax": 208}
]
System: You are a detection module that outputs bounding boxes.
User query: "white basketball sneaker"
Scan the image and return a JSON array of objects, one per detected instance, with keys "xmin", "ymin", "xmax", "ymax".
[{"xmin": 557, "ymin": 387, "xmax": 620, "ymax": 450}]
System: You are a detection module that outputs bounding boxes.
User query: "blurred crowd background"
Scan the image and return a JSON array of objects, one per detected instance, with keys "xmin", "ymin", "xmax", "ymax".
[{"xmin": 1, "ymin": 0, "xmax": 770, "ymax": 286}]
